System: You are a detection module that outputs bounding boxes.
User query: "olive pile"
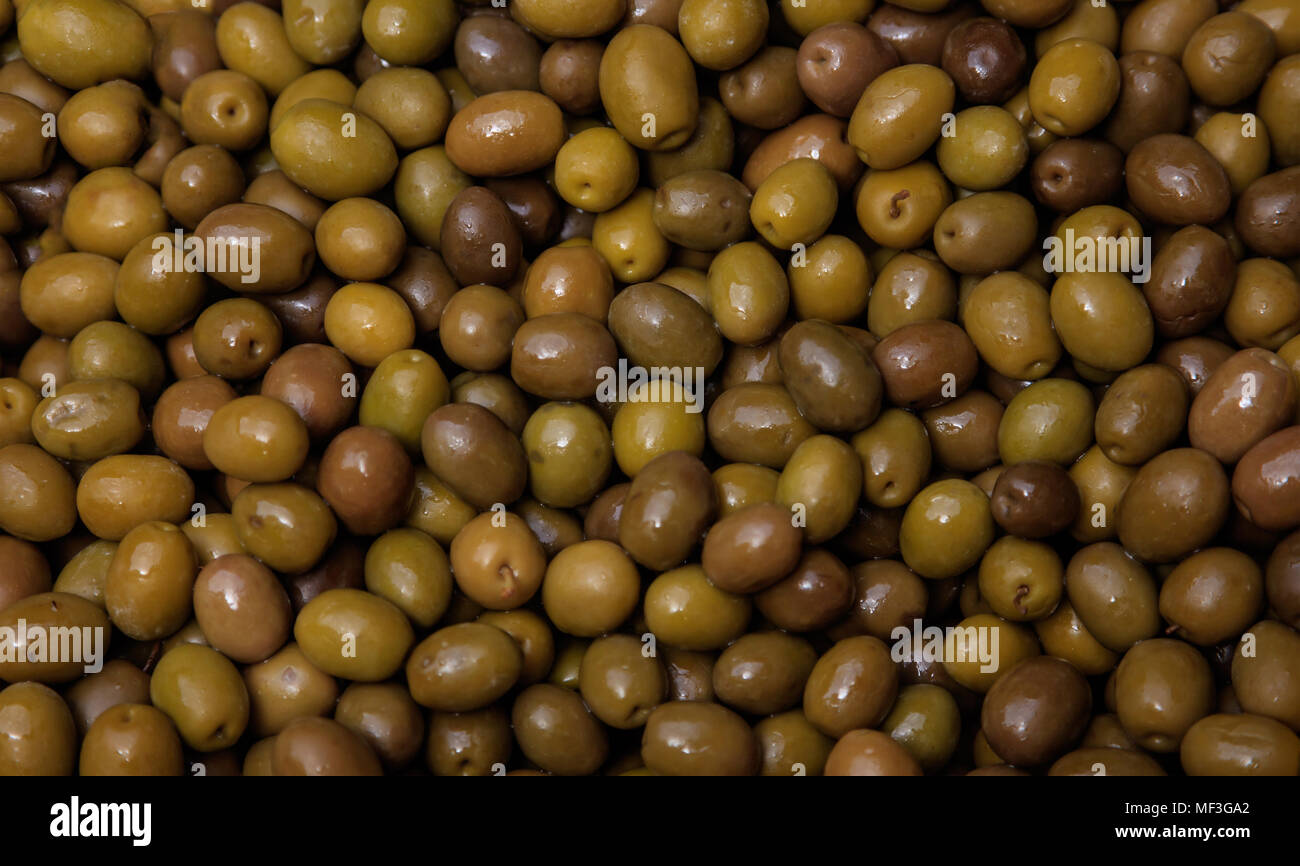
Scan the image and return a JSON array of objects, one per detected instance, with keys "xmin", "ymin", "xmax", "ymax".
[{"xmin": 0, "ymin": 0, "xmax": 1299, "ymax": 777}]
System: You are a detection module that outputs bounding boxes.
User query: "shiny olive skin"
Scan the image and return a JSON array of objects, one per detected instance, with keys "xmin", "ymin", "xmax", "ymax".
[
  {"xmin": 1189, "ymin": 349, "xmax": 1297, "ymax": 465},
  {"xmin": 63, "ymin": 659, "xmax": 150, "ymax": 739},
  {"xmin": 476, "ymin": 608, "xmax": 555, "ymax": 686},
  {"xmin": 844, "ymin": 559, "xmax": 926, "ymax": 642},
  {"xmin": 774, "ymin": 434, "xmax": 862, "ymax": 544},
  {"xmin": 1234, "ymin": 427, "xmax": 1300, "ymax": 533},
  {"xmin": 232, "ymin": 483, "xmax": 337, "ymax": 576},
  {"xmin": 641, "ymin": 701, "xmax": 760, "ymax": 776},
  {"xmin": 317, "ymin": 426, "xmax": 414, "ymax": 537},
  {"xmin": 707, "ymin": 383, "xmax": 816, "ymax": 469},
  {"xmin": 1182, "ymin": 12, "xmax": 1275, "ymax": 108},
  {"xmin": 755, "ymin": 549, "xmax": 854, "ymax": 633},
  {"xmin": 608, "ymin": 281, "xmax": 723, "ymax": 374},
  {"xmin": 578, "ymin": 634, "xmax": 667, "ymax": 729},
  {"xmin": 1117, "ymin": 448, "xmax": 1230, "ymax": 563},
  {"xmin": 0, "ymin": 682, "xmax": 78, "ymax": 775},
  {"xmin": 149, "ymin": 644, "xmax": 250, "ymax": 752},
  {"xmin": 652, "ymin": 170, "xmax": 752, "ymax": 252},
  {"xmin": 714, "ymin": 631, "xmax": 818, "ymax": 717},
  {"xmin": 803, "ymin": 635, "xmax": 898, "ymax": 738},
  {"xmin": 1065, "ymin": 543, "xmax": 1161, "ymax": 653},
  {"xmin": 797, "ymin": 23, "xmax": 898, "ymax": 118},
  {"xmin": 1030, "ymin": 138, "xmax": 1124, "ymax": 214},
  {"xmin": 0, "ymin": 592, "xmax": 111, "ymax": 683},
  {"xmin": 1034, "ymin": 600, "xmax": 1119, "ymax": 678},
  {"xmin": 333, "ymin": 682, "xmax": 423, "ymax": 770},
  {"xmin": 295, "ymin": 588, "xmax": 415, "ymax": 682},
  {"xmin": 981, "ymin": 656, "xmax": 1091, "ymax": 767},
  {"xmin": 1232, "ymin": 620, "xmax": 1300, "ymax": 730},
  {"xmin": 619, "ymin": 451, "xmax": 716, "ymax": 571},
  {"xmin": 1265, "ymin": 530, "xmax": 1300, "ymax": 630},
  {"xmin": 963, "ymin": 272, "xmax": 1062, "ymax": 381},
  {"xmin": 1235, "ymin": 167, "xmax": 1300, "ymax": 260},
  {"xmin": 941, "ymin": 17, "xmax": 1026, "ymax": 105},
  {"xmin": 1114, "ymin": 638, "xmax": 1215, "ymax": 753},
  {"xmin": 511, "ymin": 683, "xmax": 609, "ymax": 775},
  {"xmin": 702, "ymin": 503, "xmax": 802, "ymax": 594},
  {"xmin": 242, "ymin": 641, "xmax": 339, "ymax": 737},
  {"xmin": 849, "ymin": 64, "xmax": 955, "ymax": 170},
  {"xmin": 425, "ymin": 706, "xmax": 512, "ymax": 776},
  {"xmin": 521, "ymin": 402, "xmax": 612, "ymax": 509},
  {"xmin": 1095, "ymin": 364, "xmax": 1190, "ymax": 466},
  {"xmin": 779, "ymin": 319, "xmax": 882, "ymax": 432},
  {"xmin": 271, "ymin": 99, "xmax": 397, "ymax": 200},
  {"xmin": 541, "ymin": 539, "xmax": 638, "ymax": 637},
  {"xmin": 1181, "ymin": 713, "xmax": 1300, "ymax": 776},
  {"xmin": 193, "ymin": 553, "xmax": 293, "ymax": 664},
  {"xmin": 510, "ymin": 314, "xmax": 617, "ymax": 401},
  {"xmin": 422, "ymin": 403, "xmax": 526, "ymax": 510},
  {"xmin": 1125, "ymin": 134, "xmax": 1231, "ymax": 227},
  {"xmin": 1160, "ymin": 548, "xmax": 1263, "ymax": 646},
  {"xmin": 80, "ymin": 704, "xmax": 184, "ymax": 777},
  {"xmin": 872, "ymin": 320, "xmax": 979, "ymax": 410},
  {"xmin": 755, "ymin": 710, "xmax": 834, "ymax": 776},
  {"xmin": 1027, "ymin": 39, "xmax": 1119, "ymax": 137},
  {"xmin": 31, "ymin": 379, "xmax": 143, "ymax": 461},
  {"xmin": 1149, "ymin": 223, "xmax": 1237, "ymax": 338},
  {"xmin": 852, "ymin": 409, "xmax": 932, "ymax": 509},
  {"xmin": 599, "ymin": 26, "xmax": 699, "ymax": 151},
  {"xmin": 1049, "ymin": 747, "xmax": 1166, "ymax": 776},
  {"xmin": 104, "ymin": 521, "xmax": 196, "ymax": 642},
  {"xmin": 934, "ymin": 192, "xmax": 1038, "ymax": 275},
  {"xmin": 203, "ymin": 396, "xmax": 310, "ymax": 485},
  {"xmin": 405, "ymin": 622, "xmax": 523, "ymax": 712},
  {"xmin": 1103, "ymin": 52, "xmax": 1190, "ymax": 154},
  {"xmin": 0, "ymin": 536, "xmax": 54, "ymax": 613},
  {"xmin": 449, "ymin": 512, "xmax": 547, "ymax": 610},
  {"xmin": 977, "ymin": 536, "xmax": 1064, "ymax": 622},
  {"xmin": 742, "ymin": 113, "xmax": 860, "ymax": 191},
  {"xmin": 825, "ymin": 728, "xmax": 923, "ymax": 776},
  {"xmin": 998, "ymin": 378, "xmax": 1096, "ymax": 466},
  {"xmin": 272, "ymin": 717, "xmax": 383, "ymax": 776},
  {"xmin": 645, "ymin": 564, "xmax": 752, "ymax": 651},
  {"xmin": 899, "ymin": 479, "xmax": 995, "ymax": 580},
  {"xmin": 990, "ymin": 461, "xmax": 1079, "ymax": 539},
  {"xmin": 4, "ymin": 0, "xmax": 1299, "ymax": 784}
]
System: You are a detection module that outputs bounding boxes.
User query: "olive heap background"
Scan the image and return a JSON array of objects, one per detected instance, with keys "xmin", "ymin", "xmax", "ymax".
[{"xmin": 0, "ymin": 0, "xmax": 1299, "ymax": 777}]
